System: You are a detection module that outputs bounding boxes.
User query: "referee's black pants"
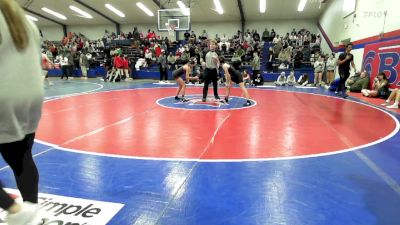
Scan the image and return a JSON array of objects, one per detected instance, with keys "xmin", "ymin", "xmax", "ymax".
[{"xmin": 202, "ymin": 68, "xmax": 219, "ymax": 100}]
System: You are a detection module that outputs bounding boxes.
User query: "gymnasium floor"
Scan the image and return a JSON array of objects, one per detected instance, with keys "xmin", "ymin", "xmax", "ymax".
[{"xmin": 1, "ymin": 78, "xmax": 400, "ymax": 225}]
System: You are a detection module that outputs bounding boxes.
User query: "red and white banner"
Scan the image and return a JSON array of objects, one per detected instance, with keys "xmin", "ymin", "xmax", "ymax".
[{"xmin": 362, "ymin": 38, "xmax": 400, "ymax": 89}]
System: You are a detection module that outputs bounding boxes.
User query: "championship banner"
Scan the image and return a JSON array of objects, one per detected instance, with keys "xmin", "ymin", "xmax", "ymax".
[{"xmin": 362, "ymin": 38, "xmax": 400, "ymax": 89}]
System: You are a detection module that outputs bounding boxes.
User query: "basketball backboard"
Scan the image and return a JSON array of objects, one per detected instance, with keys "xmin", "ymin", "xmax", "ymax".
[{"xmin": 158, "ymin": 8, "xmax": 190, "ymax": 31}]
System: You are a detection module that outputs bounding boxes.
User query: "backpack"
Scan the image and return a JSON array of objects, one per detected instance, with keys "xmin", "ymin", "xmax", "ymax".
[
  {"xmin": 329, "ymin": 78, "xmax": 340, "ymax": 91},
  {"xmin": 378, "ymin": 85, "xmax": 390, "ymax": 99}
]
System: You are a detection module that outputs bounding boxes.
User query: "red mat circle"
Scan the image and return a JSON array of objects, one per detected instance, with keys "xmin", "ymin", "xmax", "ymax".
[{"xmin": 36, "ymin": 88, "xmax": 398, "ymax": 160}]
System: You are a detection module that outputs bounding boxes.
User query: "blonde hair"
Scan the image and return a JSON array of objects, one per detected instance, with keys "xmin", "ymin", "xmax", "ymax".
[
  {"xmin": 209, "ymin": 39, "xmax": 217, "ymax": 45},
  {"xmin": 0, "ymin": 0, "xmax": 29, "ymax": 51}
]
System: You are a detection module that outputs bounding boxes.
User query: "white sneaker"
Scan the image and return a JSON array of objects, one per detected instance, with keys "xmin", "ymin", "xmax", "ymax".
[
  {"xmin": 6, "ymin": 202, "xmax": 38, "ymax": 225},
  {"xmin": 387, "ymin": 104, "xmax": 399, "ymax": 109},
  {"xmin": 381, "ymin": 102, "xmax": 390, "ymax": 106}
]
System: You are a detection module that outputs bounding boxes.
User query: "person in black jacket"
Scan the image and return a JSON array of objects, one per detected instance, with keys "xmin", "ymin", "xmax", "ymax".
[{"xmin": 336, "ymin": 43, "xmax": 356, "ymax": 98}]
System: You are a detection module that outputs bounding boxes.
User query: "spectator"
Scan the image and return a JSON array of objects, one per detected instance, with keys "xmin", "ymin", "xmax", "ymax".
[
  {"xmin": 127, "ymin": 32, "xmax": 133, "ymax": 39},
  {"xmin": 298, "ymin": 73, "xmax": 309, "ymax": 86},
  {"xmin": 200, "ymin": 30, "xmax": 208, "ymax": 40},
  {"xmin": 158, "ymin": 50, "xmax": 168, "ymax": 83},
  {"xmin": 253, "ymin": 30, "xmax": 260, "ymax": 42},
  {"xmin": 262, "ymin": 28, "xmax": 270, "ymax": 41},
  {"xmin": 135, "ymin": 58, "xmax": 146, "ymax": 71},
  {"xmin": 144, "ymin": 49, "xmax": 152, "ymax": 69},
  {"xmin": 270, "ymin": 29, "xmax": 276, "ymax": 42},
  {"xmin": 326, "ymin": 53, "xmax": 337, "ymax": 85},
  {"xmin": 61, "ymin": 50, "xmax": 72, "ymax": 79},
  {"xmin": 154, "ymin": 44, "xmax": 162, "ymax": 58},
  {"xmin": 253, "ymin": 73, "xmax": 264, "ymax": 86},
  {"xmin": 275, "ymin": 72, "xmax": 287, "ymax": 86},
  {"xmin": 161, "ymin": 41, "xmax": 168, "ymax": 53},
  {"xmin": 337, "ymin": 43, "xmax": 356, "ymax": 97},
  {"xmin": 122, "ymin": 55, "xmax": 130, "ymax": 80},
  {"xmin": 278, "ymin": 48, "xmax": 290, "ymax": 68},
  {"xmin": 293, "ymin": 47, "xmax": 303, "ymax": 68},
  {"xmin": 252, "ymin": 52, "xmax": 260, "ymax": 78},
  {"xmin": 66, "ymin": 49, "xmax": 75, "ymax": 79},
  {"xmin": 314, "ymin": 55, "xmax": 325, "ymax": 86},
  {"xmin": 113, "ymin": 52, "xmax": 124, "ymax": 80},
  {"xmin": 96, "ymin": 39, "xmax": 104, "ymax": 49},
  {"xmin": 273, "ymin": 42, "xmax": 282, "ymax": 58},
  {"xmin": 0, "ymin": 1, "xmax": 43, "ymax": 223},
  {"xmin": 267, "ymin": 47, "xmax": 274, "ymax": 72},
  {"xmin": 219, "ymin": 34, "xmax": 230, "ymax": 52},
  {"xmin": 133, "ymin": 27, "xmax": 141, "ymax": 45},
  {"xmin": 181, "ymin": 48, "xmax": 190, "ymax": 64},
  {"xmin": 235, "ymin": 30, "xmax": 242, "ymax": 42},
  {"xmin": 361, "ymin": 72, "xmax": 389, "ymax": 98},
  {"xmin": 79, "ymin": 51, "xmax": 89, "ymax": 80},
  {"xmin": 231, "ymin": 52, "xmax": 242, "ymax": 71},
  {"xmin": 167, "ymin": 52, "xmax": 177, "ymax": 69},
  {"xmin": 184, "ymin": 30, "xmax": 190, "ymax": 41},
  {"xmin": 243, "ymin": 70, "xmax": 251, "ymax": 86},
  {"xmin": 273, "ymin": 34, "xmax": 281, "ymax": 44},
  {"xmin": 190, "ymin": 31, "xmax": 196, "ymax": 43},
  {"xmin": 347, "ymin": 71, "xmax": 370, "ymax": 92},
  {"xmin": 315, "ymin": 34, "xmax": 322, "ymax": 45},
  {"xmin": 381, "ymin": 88, "xmax": 400, "ymax": 109},
  {"xmin": 243, "ymin": 33, "xmax": 252, "ymax": 43},
  {"xmin": 287, "ymin": 71, "xmax": 296, "ymax": 86},
  {"xmin": 146, "ymin": 29, "xmax": 152, "ymax": 39}
]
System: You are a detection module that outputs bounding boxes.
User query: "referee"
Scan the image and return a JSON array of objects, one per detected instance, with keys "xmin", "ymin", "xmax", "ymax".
[{"xmin": 202, "ymin": 39, "xmax": 220, "ymax": 102}]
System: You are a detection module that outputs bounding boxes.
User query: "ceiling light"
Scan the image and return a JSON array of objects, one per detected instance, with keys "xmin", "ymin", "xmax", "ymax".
[
  {"xmin": 26, "ymin": 15, "xmax": 38, "ymax": 22},
  {"xmin": 177, "ymin": 1, "xmax": 190, "ymax": 16},
  {"xmin": 136, "ymin": 2, "xmax": 154, "ymax": 17},
  {"xmin": 260, "ymin": 0, "xmax": 266, "ymax": 13},
  {"xmin": 213, "ymin": 0, "xmax": 223, "ymax": 14},
  {"xmin": 69, "ymin": 5, "xmax": 93, "ymax": 19},
  {"xmin": 41, "ymin": 7, "xmax": 67, "ymax": 20},
  {"xmin": 105, "ymin": 3, "xmax": 125, "ymax": 18},
  {"xmin": 297, "ymin": 0, "xmax": 307, "ymax": 12}
]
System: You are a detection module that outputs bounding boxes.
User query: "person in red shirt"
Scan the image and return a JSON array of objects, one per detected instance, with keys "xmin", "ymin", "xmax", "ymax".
[
  {"xmin": 242, "ymin": 41, "xmax": 250, "ymax": 49},
  {"xmin": 78, "ymin": 40, "xmax": 84, "ymax": 51},
  {"xmin": 122, "ymin": 55, "xmax": 130, "ymax": 80},
  {"xmin": 175, "ymin": 50, "xmax": 182, "ymax": 57},
  {"xmin": 42, "ymin": 52, "xmax": 53, "ymax": 85},
  {"xmin": 150, "ymin": 31, "xmax": 156, "ymax": 40},
  {"xmin": 154, "ymin": 44, "xmax": 162, "ymax": 58},
  {"xmin": 146, "ymin": 29, "xmax": 152, "ymax": 40},
  {"xmin": 50, "ymin": 44, "xmax": 57, "ymax": 61},
  {"xmin": 113, "ymin": 53, "xmax": 124, "ymax": 82},
  {"xmin": 143, "ymin": 46, "xmax": 149, "ymax": 57}
]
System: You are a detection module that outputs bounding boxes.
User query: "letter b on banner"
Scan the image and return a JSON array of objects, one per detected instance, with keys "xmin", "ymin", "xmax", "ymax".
[
  {"xmin": 378, "ymin": 52, "xmax": 399, "ymax": 84},
  {"xmin": 362, "ymin": 39, "xmax": 400, "ymax": 89}
]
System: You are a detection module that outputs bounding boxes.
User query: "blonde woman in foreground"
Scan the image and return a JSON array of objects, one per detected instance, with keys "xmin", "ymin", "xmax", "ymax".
[{"xmin": 0, "ymin": 0, "xmax": 44, "ymax": 224}]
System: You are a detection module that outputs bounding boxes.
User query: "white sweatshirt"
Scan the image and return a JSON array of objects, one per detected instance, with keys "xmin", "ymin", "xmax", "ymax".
[{"xmin": 0, "ymin": 12, "xmax": 44, "ymax": 143}]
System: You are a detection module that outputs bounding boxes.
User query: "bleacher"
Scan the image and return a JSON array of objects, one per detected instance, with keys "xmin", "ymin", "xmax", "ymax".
[{"xmin": 46, "ymin": 27, "xmax": 322, "ymax": 82}]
